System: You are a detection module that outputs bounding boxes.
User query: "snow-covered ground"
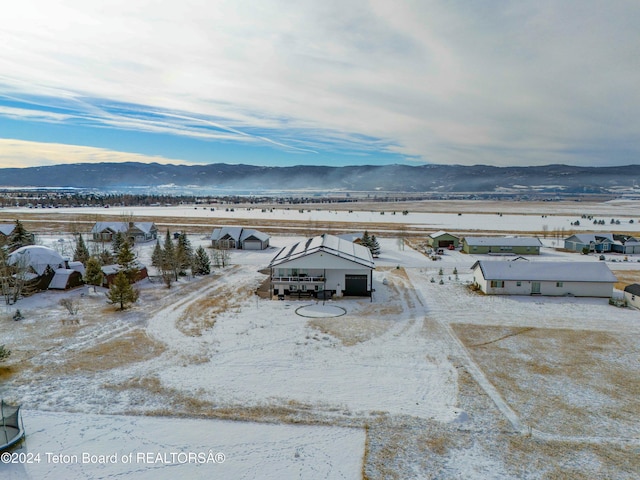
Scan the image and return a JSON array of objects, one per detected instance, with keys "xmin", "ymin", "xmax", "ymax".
[{"xmin": 1, "ymin": 202, "xmax": 639, "ymax": 479}]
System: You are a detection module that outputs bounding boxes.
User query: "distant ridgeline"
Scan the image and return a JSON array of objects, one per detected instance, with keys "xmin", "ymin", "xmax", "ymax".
[{"xmin": 0, "ymin": 162, "xmax": 639, "ymax": 197}]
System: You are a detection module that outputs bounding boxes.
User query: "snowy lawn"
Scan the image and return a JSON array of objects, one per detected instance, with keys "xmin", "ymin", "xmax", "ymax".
[{"xmin": 0, "ymin": 410, "xmax": 364, "ymax": 480}]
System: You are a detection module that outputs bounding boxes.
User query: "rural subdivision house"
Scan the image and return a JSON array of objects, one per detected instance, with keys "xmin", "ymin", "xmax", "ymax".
[
  {"xmin": 462, "ymin": 236, "xmax": 543, "ymax": 255},
  {"xmin": 427, "ymin": 231, "xmax": 460, "ymax": 249},
  {"xmin": 471, "ymin": 260, "xmax": 617, "ymax": 297},
  {"xmin": 100, "ymin": 262, "xmax": 148, "ymax": 287},
  {"xmin": 211, "ymin": 227, "xmax": 270, "ymax": 250},
  {"xmin": 563, "ymin": 233, "xmax": 614, "ymax": 253},
  {"xmin": 7, "ymin": 245, "xmax": 85, "ymax": 292},
  {"xmin": 91, "ymin": 221, "xmax": 158, "ymax": 243},
  {"xmin": 268, "ymin": 233, "xmax": 375, "ymax": 299},
  {"xmin": 563, "ymin": 233, "xmax": 640, "ymax": 254},
  {"xmin": 623, "ymin": 284, "xmax": 640, "ymax": 310}
]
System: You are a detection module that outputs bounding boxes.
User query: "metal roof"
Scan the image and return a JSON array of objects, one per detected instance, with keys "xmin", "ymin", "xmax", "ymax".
[
  {"xmin": 0, "ymin": 224, "xmax": 15, "ymax": 236},
  {"xmin": 471, "ymin": 260, "xmax": 617, "ymax": 283},
  {"xmin": 269, "ymin": 233, "xmax": 374, "ymax": 269},
  {"xmin": 624, "ymin": 283, "xmax": 640, "ymax": 296},
  {"xmin": 464, "ymin": 236, "xmax": 543, "ymax": 247}
]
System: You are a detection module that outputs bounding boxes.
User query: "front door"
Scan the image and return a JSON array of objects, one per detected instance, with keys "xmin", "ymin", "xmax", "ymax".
[{"xmin": 531, "ymin": 282, "xmax": 541, "ymax": 294}]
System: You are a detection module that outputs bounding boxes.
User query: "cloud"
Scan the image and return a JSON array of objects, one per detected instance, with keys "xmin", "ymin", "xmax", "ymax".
[
  {"xmin": 0, "ymin": 1, "xmax": 639, "ymax": 166},
  {"xmin": 0, "ymin": 139, "xmax": 191, "ymax": 168}
]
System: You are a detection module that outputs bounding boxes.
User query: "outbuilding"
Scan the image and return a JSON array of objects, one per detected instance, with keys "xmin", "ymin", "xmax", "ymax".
[
  {"xmin": 471, "ymin": 260, "xmax": 617, "ymax": 297},
  {"xmin": 624, "ymin": 284, "xmax": 640, "ymax": 310},
  {"xmin": 462, "ymin": 236, "xmax": 543, "ymax": 255},
  {"xmin": 427, "ymin": 231, "xmax": 460, "ymax": 249}
]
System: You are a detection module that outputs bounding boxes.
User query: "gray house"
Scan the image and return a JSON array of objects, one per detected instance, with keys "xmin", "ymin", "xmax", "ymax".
[
  {"xmin": 91, "ymin": 221, "xmax": 158, "ymax": 243},
  {"xmin": 564, "ymin": 233, "xmax": 614, "ymax": 253},
  {"xmin": 462, "ymin": 236, "xmax": 543, "ymax": 255},
  {"xmin": 471, "ymin": 260, "xmax": 617, "ymax": 297},
  {"xmin": 211, "ymin": 227, "xmax": 270, "ymax": 250}
]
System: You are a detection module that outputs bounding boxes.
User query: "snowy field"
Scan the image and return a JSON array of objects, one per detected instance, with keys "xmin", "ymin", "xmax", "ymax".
[{"xmin": 1, "ymin": 200, "xmax": 639, "ymax": 479}]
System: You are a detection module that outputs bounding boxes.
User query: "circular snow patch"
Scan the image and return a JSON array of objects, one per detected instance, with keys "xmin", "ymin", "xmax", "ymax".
[{"xmin": 295, "ymin": 304, "xmax": 347, "ymax": 318}]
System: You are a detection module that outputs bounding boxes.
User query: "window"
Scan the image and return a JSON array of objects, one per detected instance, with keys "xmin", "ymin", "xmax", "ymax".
[
  {"xmin": 516, "ymin": 281, "xmax": 522, "ymax": 287},
  {"xmin": 490, "ymin": 280, "xmax": 504, "ymax": 288},
  {"xmin": 289, "ymin": 285, "xmax": 297, "ymax": 291},
  {"xmin": 301, "ymin": 285, "xmax": 307, "ymax": 292},
  {"xmin": 556, "ymin": 282, "xmax": 563, "ymax": 287}
]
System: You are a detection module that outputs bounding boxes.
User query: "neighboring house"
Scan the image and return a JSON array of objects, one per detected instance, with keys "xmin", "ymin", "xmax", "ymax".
[
  {"xmin": 91, "ymin": 222, "xmax": 158, "ymax": 243},
  {"xmin": 337, "ymin": 232, "xmax": 365, "ymax": 244},
  {"xmin": 563, "ymin": 233, "xmax": 614, "ymax": 253},
  {"xmin": 268, "ymin": 233, "xmax": 375, "ymax": 298},
  {"xmin": 100, "ymin": 262, "xmax": 149, "ymax": 287},
  {"xmin": 7, "ymin": 245, "xmax": 84, "ymax": 292},
  {"xmin": 471, "ymin": 260, "xmax": 617, "ymax": 297},
  {"xmin": 462, "ymin": 236, "xmax": 543, "ymax": 255},
  {"xmin": 0, "ymin": 223, "xmax": 15, "ymax": 239},
  {"xmin": 611, "ymin": 235, "xmax": 640, "ymax": 254},
  {"xmin": 427, "ymin": 231, "xmax": 460, "ymax": 249},
  {"xmin": 623, "ymin": 284, "xmax": 640, "ymax": 310},
  {"xmin": 211, "ymin": 227, "xmax": 270, "ymax": 250}
]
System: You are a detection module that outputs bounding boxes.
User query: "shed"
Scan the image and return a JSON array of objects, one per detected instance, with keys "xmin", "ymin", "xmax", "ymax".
[
  {"xmin": 462, "ymin": 236, "xmax": 543, "ymax": 255},
  {"xmin": 623, "ymin": 284, "xmax": 640, "ymax": 310}
]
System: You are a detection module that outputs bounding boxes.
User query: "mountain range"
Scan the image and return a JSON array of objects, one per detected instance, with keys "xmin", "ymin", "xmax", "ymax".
[{"xmin": 1, "ymin": 162, "xmax": 639, "ymax": 195}]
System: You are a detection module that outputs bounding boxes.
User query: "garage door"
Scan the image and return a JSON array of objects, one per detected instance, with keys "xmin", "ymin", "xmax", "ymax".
[
  {"xmin": 344, "ymin": 275, "xmax": 368, "ymax": 296},
  {"xmin": 243, "ymin": 240, "xmax": 262, "ymax": 250},
  {"xmin": 438, "ymin": 240, "xmax": 454, "ymax": 248}
]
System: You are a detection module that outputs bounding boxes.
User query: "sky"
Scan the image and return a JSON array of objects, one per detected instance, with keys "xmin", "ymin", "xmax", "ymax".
[{"xmin": 0, "ymin": 1, "xmax": 639, "ymax": 169}]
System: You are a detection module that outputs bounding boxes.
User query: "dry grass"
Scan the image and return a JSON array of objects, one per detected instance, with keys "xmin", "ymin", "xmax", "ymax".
[
  {"xmin": 452, "ymin": 324, "xmax": 640, "ymax": 437},
  {"xmin": 176, "ymin": 284, "xmax": 253, "ymax": 336},
  {"xmin": 309, "ymin": 317, "xmax": 393, "ymax": 346},
  {"xmin": 613, "ymin": 269, "xmax": 640, "ymax": 291},
  {"xmin": 31, "ymin": 330, "xmax": 165, "ymax": 376}
]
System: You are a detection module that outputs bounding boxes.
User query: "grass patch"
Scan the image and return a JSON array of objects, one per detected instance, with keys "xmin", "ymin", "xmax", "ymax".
[{"xmin": 452, "ymin": 324, "xmax": 640, "ymax": 437}]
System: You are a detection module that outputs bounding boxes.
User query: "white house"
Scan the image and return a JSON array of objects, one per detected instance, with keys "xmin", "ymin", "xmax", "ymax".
[
  {"xmin": 268, "ymin": 233, "xmax": 374, "ymax": 298},
  {"xmin": 624, "ymin": 284, "xmax": 640, "ymax": 310},
  {"xmin": 471, "ymin": 260, "xmax": 617, "ymax": 297},
  {"xmin": 211, "ymin": 227, "xmax": 270, "ymax": 250}
]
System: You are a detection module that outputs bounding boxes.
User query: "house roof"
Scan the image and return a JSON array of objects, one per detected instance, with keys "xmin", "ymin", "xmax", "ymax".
[
  {"xmin": 49, "ymin": 269, "xmax": 77, "ymax": 289},
  {"xmin": 269, "ymin": 233, "xmax": 374, "ymax": 269},
  {"xmin": 429, "ymin": 231, "xmax": 458, "ymax": 239},
  {"xmin": 211, "ymin": 227, "xmax": 269, "ymax": 243},
  {"xmin": 565, "ymin": 233, "xmax": 614, "ymax": 244},
  {"xmin": 7, "ymin": 245, "xmax": 65, "ymax": 276},
  {"xmin": 471, "ymin": 260, "xmax": 617, "ymax": 283},
  {"xmin": 464, "ymin": 236, "xmax": 543, "ymax": 247},
  {"xmin": 91, "ymin": 222, "xmax": 156, "ymax": 234},
  {"xmin": 0, "ymin": 224, "xmax": 15, "ymax": 236},
  {"xmin": 624, "ymin": 283, "xmax": 640, "ymax": 296}
]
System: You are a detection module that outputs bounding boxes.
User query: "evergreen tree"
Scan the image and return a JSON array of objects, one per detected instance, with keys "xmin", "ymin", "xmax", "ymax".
[
  {"xmin": 73, "ymin": 234, "xmax": 90, "ymax": 264},
  {"xmin": 98, "ymin": 249, "xmax": 115, "ymax": 266},
  {"xmin": 361, "ymin": 231, "xmax": 372, "ymax": 249},
  {"xmin": 151, "ymin": 240, "xmax": 163, "ymax": 271},
  {"xmin": 116, "ymin": 240, "xmax": 139, "ymax": 283},
  {"xmin": 192, "ymin": 246, "xmax": 211, "ymax": 275},
  {"xmin": 370, "ymin": 235, "xmax": 381, "ymax": 258},
  {"xmin": 84, "ymin": 257, "xmax": 103, "ymax": 289},
  {"xmin": 8, "ymin": 219, "xmax": 34, "ymax": 252},
  {"xmin": 106, "ymin": 271, "xmax": 139, "ymax": 310},
  {"xmin": 0, "ymin": 344, "xmax": 10, "ymax": 362},
  {"xmin": 160, "ymin": 230, "xmax": 178, "ymax": 286},
  {"xmin": 111, "ymin": 231, "xmax": 126, "ymax": 255},
  {"xmin": 176, "ymin": 232, "xmax": 194, "ymax": 275}
]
